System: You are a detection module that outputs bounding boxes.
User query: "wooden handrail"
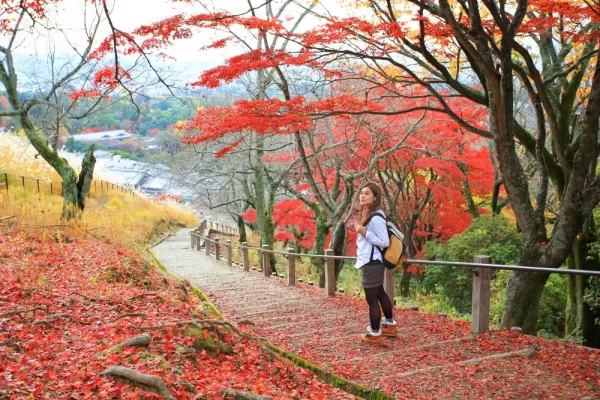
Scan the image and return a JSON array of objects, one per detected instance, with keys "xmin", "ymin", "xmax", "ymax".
[{"xmin": 189, "ymin": 218, "xmax": 600, "ymax": 336}]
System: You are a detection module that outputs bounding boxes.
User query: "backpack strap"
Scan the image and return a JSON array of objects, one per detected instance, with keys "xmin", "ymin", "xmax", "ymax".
[
  {"xmin": 365, "ymin": 212, "xmax": 386, "ymax": 262},
  {"xmin": 365, "ymin": 211, "xmax": 385, "ymax": 226}
]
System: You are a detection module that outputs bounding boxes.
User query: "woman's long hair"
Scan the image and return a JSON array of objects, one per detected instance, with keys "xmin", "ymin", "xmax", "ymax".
[{"xmin": 359, "ymin": 182, "xmax": 384, "ymax": 225}]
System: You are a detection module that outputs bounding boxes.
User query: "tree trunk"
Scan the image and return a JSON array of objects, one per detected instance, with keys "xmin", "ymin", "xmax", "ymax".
[
  {"xmin": 264, "ymin": 216, "xmax": 277, "ymax": 275},
  {"xmin": 501, "ymin": 270, "xmax": 550, "ymax": 333},
  {"xmin": 565, "ymin": 252, "xmax": 578, "ymax": 336},
  {"xmin": 399, "ymin": 264, "xmax": 412, "ymax": 297},
  {"xmin": 77, "ymin": 145, "xmax": 96, "ymax": 210},
  {"xmin": 565, "ymin": 234, "xmax": 600, "ymax": 347},
  {"xmin": 501, "ymin": 241, "xmax": 550, "ymax": 333},
  {"xmin": 237, "ymin": 215, "xmax": 247, "ymax": 243},
  {"xmin": 312, "ymin": 213, "xmax": 329, "ymax": 287},
  {"xmin": 330, "ymin": 220, "xmax": 347, "ymax": 280},
  {"xmin": 20, "ymin": 115, "xmax": 96, "ymax": 220}
]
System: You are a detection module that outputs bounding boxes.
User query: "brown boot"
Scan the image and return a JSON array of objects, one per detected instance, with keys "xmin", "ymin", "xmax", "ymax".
[
  {"xmin": 381, "ymin": 323, "xmax": 398, "ymax": 337},
  {"xmin": 361, "ymin": 333, "xmax": 384, "ymax": 345}
]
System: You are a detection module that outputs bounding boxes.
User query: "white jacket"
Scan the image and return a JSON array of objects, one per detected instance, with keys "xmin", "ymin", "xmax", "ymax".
[{"xmin": 354, "ymin": 209, "xmax": 390, "ymax": 269}]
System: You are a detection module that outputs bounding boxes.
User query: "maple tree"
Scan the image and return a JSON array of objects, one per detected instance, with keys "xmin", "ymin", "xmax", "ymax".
[
  {"xmin": 85, "ymin": 0, "xmax": 600, "ymax": 343},
  {"xmin": 172, "ymin": 0, "xmax": 600, "ymax": 343},
  {"xmin": 376, "ymin": 117, "xmax": 494, "ymax": 295},
  {"xmin": 113, "ymin": 1, "xmax": 496, "ymax": 287},
  {"xmin": 0, "ymin": 1, "xmax": 146, "ymax": 219},
  {"xmin": 292, "ymin": 0, "xmax": 600, "ymax": 345}
]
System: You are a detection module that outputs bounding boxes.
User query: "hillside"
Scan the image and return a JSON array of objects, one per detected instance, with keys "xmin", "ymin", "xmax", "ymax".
[
  {"xmin": 0, "ymin": 137, "xmax": 354, "ymax": 398},
  {"xmin": 0, "ymin": 230, "xmax": 353, "ymax": 399}
]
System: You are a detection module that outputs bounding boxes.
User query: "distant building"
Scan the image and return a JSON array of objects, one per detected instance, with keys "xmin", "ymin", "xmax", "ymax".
[{"xmin": 70, "ymin": 130, "xmax": 133, "ymax": 146}]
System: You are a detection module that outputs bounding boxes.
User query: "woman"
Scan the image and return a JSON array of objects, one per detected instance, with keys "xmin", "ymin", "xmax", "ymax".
[{"xmin": 354, "ymin": 182, "xmax": 398, "ymax": 345}]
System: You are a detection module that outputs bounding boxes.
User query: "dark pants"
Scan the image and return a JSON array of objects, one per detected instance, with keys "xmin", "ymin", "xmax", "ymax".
[{"xmin": 364, "ymin": 285, "xmax": 393, "ymax": 331}]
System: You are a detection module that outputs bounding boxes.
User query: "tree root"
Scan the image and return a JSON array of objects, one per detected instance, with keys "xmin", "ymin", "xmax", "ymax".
[
  {"xmin": 70, "ymin": 292, "xmax": 106, "ymax": 303},
  {"xmin": 100, "ymin": 366, "xmax": 175, "ymax": 400},
  {"xmin": 97, "ymin": 333, "xmax": 152, "ymax": 357},
  {"xmin": 32, "ymin": 313, "xmax": 91, "ymax": 326},
  {"xmin": 116, "ymin": 332, "xmax": 152, "ymax": 348},
  {"xmin": 395, "ymin": 347, "xmax": 538, "ymax": 378},
  {"xmin": 124, "ymin": 319, "xmax": 280, "ymax": 360},
  {"xmin": 110, "ymin": 312, "xmax": 148, "ymax": 322},
  {"xmin": 222, "ymin": 389, "xmax": 272, "ymax": 400},
  {"xmin": 127, "ymin": 293, "xmax": 158, "ymax": 302},
  {"xmin": 1, "ymin": 306, "xmax": 49, "ymax": 321}
]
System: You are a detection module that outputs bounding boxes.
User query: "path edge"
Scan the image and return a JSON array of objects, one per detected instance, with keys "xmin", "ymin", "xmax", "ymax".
[{"xmin": 148, "ymin": 231, "xmax": 393, "ymax": 400}]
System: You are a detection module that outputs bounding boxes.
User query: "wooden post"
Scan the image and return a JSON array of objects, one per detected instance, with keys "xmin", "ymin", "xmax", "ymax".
[
  {"xmin": 191, "ymin": 232, "xmax": 196, "ymax": 249},
  {"xmin": 384, "ymin": 268, "xmax": 395, "ymax": 303},
  {"xmin": 325, "ymin": 249, "xmax": 336, "ymax": 296},
  {"xmin": 242, "ymin": 242, "xmax": 249, "ymax": 271},
  {"xmin": 215, "ymin": 238, "xmax": 221, "ymax": 261},
  {"xmin": 262, "ymin": 245, "xmax": 271, "ymax": 277},
  {"xmin": 205, "ymin": 236, "xmax": 210, "ymax": 255},
  {"xmin": 196, "ymin": 233, "xmax": 201, "ymax": 251},
  {"xmin": 226, "ymin": 240, "xmax": 232, "ymax": 267},
  {"xmin": 287, "ymin": 247, "xmax": 296, "ymax": 286},
  {"xmin": 472, "ymin": 255, "xmax": 491, "ymax": 334}
]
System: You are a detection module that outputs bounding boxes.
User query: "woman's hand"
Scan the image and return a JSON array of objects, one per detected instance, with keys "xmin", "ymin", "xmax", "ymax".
[{"xmin": 354, "ymin": 222, "xmax": 366, "ymax": 236}]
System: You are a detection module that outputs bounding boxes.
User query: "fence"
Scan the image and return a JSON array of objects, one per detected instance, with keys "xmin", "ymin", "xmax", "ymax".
[
  {"xmin": 0, "ymin": 172, "xmax": 135, "ymax": 197},
  {"xmin": 201, "ymin": 220, "xmax": 239, "ymax": 237},
  {"xmin": 190, "ymin": 220, "xmax": 600, "ymax": 336}
]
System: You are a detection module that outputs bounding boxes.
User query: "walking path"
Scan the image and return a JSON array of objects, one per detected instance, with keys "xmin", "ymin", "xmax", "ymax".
[{"xmin": 152, "ymin": 229, "xmax": 599, "ymax": 399}]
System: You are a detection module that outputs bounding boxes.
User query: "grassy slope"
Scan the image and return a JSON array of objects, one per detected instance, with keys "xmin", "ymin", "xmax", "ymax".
[{"xmin": 0, "ymin": 137, "xmax": 356, "ymax": 399}]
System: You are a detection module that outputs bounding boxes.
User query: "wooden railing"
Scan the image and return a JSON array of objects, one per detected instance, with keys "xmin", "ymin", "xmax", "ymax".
[
  {"xmin": 198, "ymin": 219, "xmax": 239, "ymax": 236},
  {"xmin": 189, "ymin": 221, "xmax": 600, "ymax": 336}
]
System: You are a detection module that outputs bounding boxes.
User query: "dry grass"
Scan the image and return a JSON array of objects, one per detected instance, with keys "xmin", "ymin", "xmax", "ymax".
[{"xmin": 0, "ymin": 133, "xmax": 198, "ymax": 250}]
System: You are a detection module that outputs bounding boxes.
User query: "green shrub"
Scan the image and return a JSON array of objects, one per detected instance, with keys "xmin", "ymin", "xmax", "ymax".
[{"xmin": 422, "ymin": 214, "xmax": 522, "ymax": 313}]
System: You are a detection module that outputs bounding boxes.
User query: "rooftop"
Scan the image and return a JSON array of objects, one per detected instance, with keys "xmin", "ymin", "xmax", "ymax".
[{"xmin": 71, "ymin": 130, "xmax": 133, "ymax": 142}]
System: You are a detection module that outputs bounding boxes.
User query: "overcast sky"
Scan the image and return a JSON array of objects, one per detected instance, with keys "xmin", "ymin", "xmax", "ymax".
[{"xmin": 10, "ymin": 0, "xmax": 353, "ymax": 87}]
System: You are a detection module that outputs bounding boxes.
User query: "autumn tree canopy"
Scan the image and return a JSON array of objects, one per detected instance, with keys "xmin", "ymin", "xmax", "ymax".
[{"xmin": 50, "ymin": 0, "xmax": 600, "ymax": 345}]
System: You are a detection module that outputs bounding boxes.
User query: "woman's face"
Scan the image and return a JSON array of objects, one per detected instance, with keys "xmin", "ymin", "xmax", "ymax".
[{"xmin": 359, "ymin": 187, "xmax": 376, "ymax": 207}]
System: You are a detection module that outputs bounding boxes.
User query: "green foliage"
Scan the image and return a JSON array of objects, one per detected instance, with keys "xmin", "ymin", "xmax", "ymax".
[
  {"xmin": 69, "ymin": 96, "xmax": 197, "ymax": 136},
  {"xmin": 64, "ymin": 137, "xmax": 107, "ymax": 153},
  {"xmin": 112, "ymin": 150, "xmax": 138, "ymax": 160},
  {"xmin": 537, "ymin": 274, "xmax": 567, "ymax": 336},
  {"xmin": 422, "ymin": 215, "xmax": 523, "ymax": 313},
  {"xmin": 148, "ymin": 153, "xmax": 172, "ymax": 166}
]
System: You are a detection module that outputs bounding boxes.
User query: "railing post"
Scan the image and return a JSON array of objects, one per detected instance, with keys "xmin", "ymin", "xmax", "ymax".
[
  {"xmin": 325, "ymin": 249, "xmax": 336, "ymax": 296},
  {"xmin": 191, "ymin": 232, "xmax": 196, "ymax": 249},
  {"xmin": 196, "ymin": 233, "xmax": 201, "ymax": 251},
  {"xmin": 205, "ymin": 236, "xmax": 210, "ymax": 255},
  {"xmin": 287, "ymin": 247, "xmax": 296, "ymax": 286},
  {"xmin": 472, "ymin": 255, "xmax": 491, "ymax": 334},
  {"xmin": 215, "ymin": 238, "xmax": 221, "ymax": 261},
  {"xmin": 226, "ymin": 240, "xmax": 232, "ymax": 267},
  {"xmin": 384, "ymin": 269, "xmax": 395, "ymax": 304},
  {"xmin": 242, "ymin": 242, "xmax": 249, "ymax": 271},
  {"xmin": 262, "ymin": 245, "xmax": 271, "ymax": 277}
]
